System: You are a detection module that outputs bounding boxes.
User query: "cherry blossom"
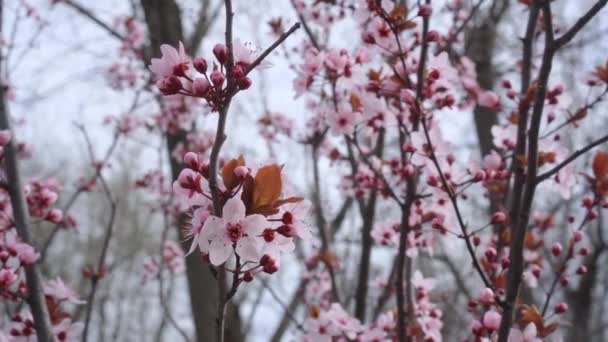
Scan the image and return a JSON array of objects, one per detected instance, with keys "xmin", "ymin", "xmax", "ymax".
[{"xmin": 196, "ymin": 196, "xmax": 268, "ymax": 265}]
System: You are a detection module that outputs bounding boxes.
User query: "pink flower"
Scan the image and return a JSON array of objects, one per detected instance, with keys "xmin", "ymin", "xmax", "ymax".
[
  {"xmin": 233, "ymin": 39, "xmax": 271, "ymax": 70},
  {"xmin": 0, "ymin": 269, "xmax": 18, "ymax": 288},
  {"xmin": 44, "ymin": 278, "xmax": 85, "ymax": 304},
  {"xmin": 149, "ymin": 41, "xmax": 189, "ymax": 79},
  {"xmin": 173, "ymin": 168, "xmax": 210, "ymax": 207},
  {"xmin": 53, "ymin": 319, "xmax": 84, "ymax": 342},
  {"xmin": 187, "ymin": 207, "xmax": 211, "ymax": 255},
  {"xmin": 197, "ymin": 196, "xmax": 268, "ymax": 265},
  {"xmin": 477, "ymin": 90, "xmax": 501, "ymax": 109},
  {"xmin": 326, "ymin": 105, "xmax": 359, "ymax": 136},
  {"xmin": 483, "ymin": 310, "xmax": 501, "ymax": 331},
  {"xmin": 509, "ymin": 323, "xmax": 541, "ymax": 342},
  {"xmin": 13, "ymin": 240, "xmax": 40, "ymax": 265}
]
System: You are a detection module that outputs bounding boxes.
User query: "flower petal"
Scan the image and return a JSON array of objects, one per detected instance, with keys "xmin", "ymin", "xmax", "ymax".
[
  {"xmin": 223, "ymin": 196, "xmax": 246, "ymax": 223},
  {"xmin": 236, "ymin": 237, "xmax": 262, "ymax": 262},
  {"xmin": 209, "ymin": 239, "xmax": 232, "ymax": 265},
  {"xmin": 241, "ymin": 214, "xmax": 268, "ymax": 235}
]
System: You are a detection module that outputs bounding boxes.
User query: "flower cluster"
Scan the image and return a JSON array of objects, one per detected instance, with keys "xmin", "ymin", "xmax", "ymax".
[
  {"xmin": 174, "ymin": 152, "xmax": 311, "ymax": 278},
  {"xmin": 150, "ymin": 39, "xmax": 265, "ymax": 111}
]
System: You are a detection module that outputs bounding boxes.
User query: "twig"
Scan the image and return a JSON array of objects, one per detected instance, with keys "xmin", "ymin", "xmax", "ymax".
[
  {"xmin": 536, "ymin": 134, "xmax": 608, "ymax": 184},
  {"xmin": 77, "ymin": 125, "xmax": 118, "ymax": 342}
]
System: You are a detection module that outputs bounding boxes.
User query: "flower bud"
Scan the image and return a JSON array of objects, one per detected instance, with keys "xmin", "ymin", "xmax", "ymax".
[
  {"xmin": 243, "ymin": 271, "xmax": 254, "ymax": 282},
  {"xmin": 192, "ymin": 77, "xmax": 211, "ymax": 97},
  {"xmin": 213, "ymin": 44, "xmax": 228, "ymax": 64},
  {"xmin": 491, "ymin": 212, "xmax": 506, "ymax": 225},
  {"xmin": 576, "ymin": 265, "xmax": 588, "ymax": 275},
  {"xmin": 551, "ymin": 242, "xmax": 562, "ymax": 257},
  {"xmin": 418, "ymin": 5, "xmax": 433, "ymax": 17},
  {"xmin": 554, "ymin": 303, "xmax": 568, "ymax": 314},
  {"xmin": 210, "ymin": 70, "xmax": 225, "ymax": 87},
  {"xmin": 237, "ymin": 76, "xmax": 252, "ymax": 90},
  {"xmin": 479, "ymin": 288, "xmax": 494, "ymax": 304},
  {"xmin": 193, "ymin": 57, "xmax": 208, "ymax": 73}
]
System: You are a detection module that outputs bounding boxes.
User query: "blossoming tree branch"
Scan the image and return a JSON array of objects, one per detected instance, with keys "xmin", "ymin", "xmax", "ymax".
[{"xmin": 1, "ymin": 0, "xmax": 608, "ymax": 341}]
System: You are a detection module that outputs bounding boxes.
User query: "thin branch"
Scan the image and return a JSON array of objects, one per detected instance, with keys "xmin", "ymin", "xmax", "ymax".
[
  {"xmin": 537, "ymin": 134, "xmax": 608, "ymax": 184},
  {"xmin": 61, "ymin": 0, "xmax": 126, "ymax": 41},
  {"xmin": 553, "ymin": 0, "xmax": 608, "ymax": 49},
  {"xmin": 77, "ymin": 125, "xmax": 118, "ymax": 342}
]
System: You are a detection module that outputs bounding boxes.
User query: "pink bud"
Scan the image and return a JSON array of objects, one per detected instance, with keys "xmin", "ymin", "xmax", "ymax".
[
  {"xmin": 45, "ymin": 209, "xmax": 63, "ymax": 224},
  {"xmin": 261, "ymin": 254, "xmax": 279, "ymax": 274},
  {"xmin": 233, "ymin": 64, "xmax": 245, "ymax": 79},
  {"xmin": 193, "ymin": 57, "xmax": 208, "ymax": 73},
  {"xmin": 362, "ymin": 31, "xmax": 375, "ymax": 44},
  {"xmin": 0, "ymin": 130, "xmax": 11, "ymax": 146},
  {"xmin": 418, "ymin": 5, "xmax": 433, "ymax": 17},
  {"xmin": 471, "ymin": 320, "xmax": 483, "ymax": 335},
  {"xmin": 473, "ymin": 236, "xmax": 481, "ymax": 246},
  {"xmin": 403, "ymin": 164, "xmax": 416, "ymax": 178},
  {"xmin": 501, "ymin": 257, "xmax": 511, "ymax": 269},
  {"xmin": 485, "ymin": 247, "xmax": 497, "ymax": 260},
  {"xmin": 579, "ymin": 247, "xmax": 589, "ymax": 256},
  {"xmin": 491, "ymin": 212, "xmax": 507, "ymax": 225},
  {"xmin": 262, "ymin": 228, "xmax": 275, "ymax": 242},
  {"xmin": 210, "ymin": 70, "xmax": 225, "ymax": 87},
  {"xmin": 402, "ymin": 142, "xmax": 416, "ymax": 153},
  {"xmin": 573, "ymin": 231, "xmax": 583, "ymax": 242},
  {"xmin": 213, "ymin": 44, "xmax": 228, "ymax": 64},
  {"xmin": 554, "ymin": 303, "xmax": 568, "ymax": 314},
  {"xmin": 157, "ymin": 76, "xmax": 182, "ymax": 95},
  {"xmin": 446, "ymin": 153, "xmax": 456, "ymax": 165},
  {"xmin": 576, "ymin": 265, "xmax": 588, "ymax": 275},
  {"xmin": 472, "ymin": 170, "xmax": 486, "ymax": 182},
  {"xmin": 243, "ymin": 271, "xmax": 254, "ymax": 282},
  {"xmin": 183, "ymin": 152, "xmax": 200, "ymax": 170},
  {"xmin": 482, "ymin": 311, "xmax": 501, "ymax": 331},
  {"xmin": 551, "ymin": 242, "xmax": 562, "ymax": 257},
  {"xmin": 426, "ymin": 30, "xmax": 439, "ymax": 42},
  {"xmin": 192, "ymin": 77, "xmax": 211, "ymax": 97},
  {"xmin": 560, "ymin": 275, "xmax": 569, "ymax": 286},
  {"xmin": 237, "ymin": 76, "xmax": 252, "ymax": 90},
  {"xmin": 480, "ymin": 288, "xmax": 495, "ymax": 304},
  {"xmin": 531, "ymin": 264, "xmax": 542, "ymax": 278},
  {"xmin": 277, "ymin": 224, "xmax": 296, "ymax": 238},
  {"xmin": 233, "ymin": 166, "xmax": 249, "ymax": 178}
]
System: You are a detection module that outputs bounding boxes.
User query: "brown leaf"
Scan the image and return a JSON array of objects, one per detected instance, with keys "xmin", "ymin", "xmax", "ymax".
[
  {"xmin": 252, "ymin": 164, "xmax": 283, "ymax": 210},
  {"xmin": 595, "ymin": 64, "xmax": 608, "ymax": 83},
  {"xmin": 222, "ymin": 156, "xmax": 245, "ymax": 190},
  {"xmin": 520, "ymin": 304, "xmax": 544, "ymax": 329},
  {"xmin": 592, "ymin": 151, "xmax": 608, "ymax": 180},
  {"xmin": 350, "ymin": 94, "xmax": 362, "ymax": 112},
  {"xmin": 241, "ymin": 174, "xmax": 255, "ymax": 212},
  {"xmin": 396, "ymin": 20, "xmax": 417, "ymax": 31},
  {"xmin": 389, "ymin": 5, "xmax": 408, "ymax": 20}
]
